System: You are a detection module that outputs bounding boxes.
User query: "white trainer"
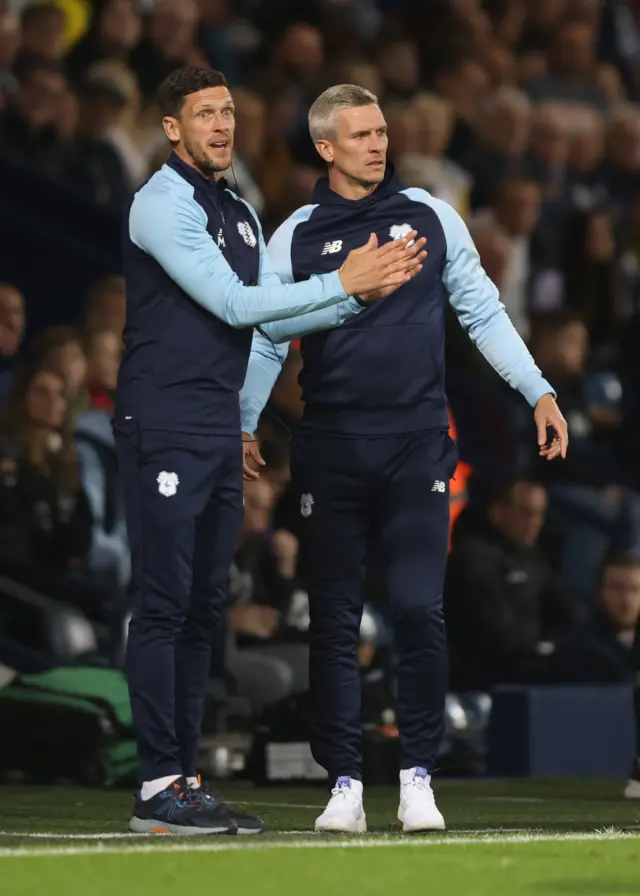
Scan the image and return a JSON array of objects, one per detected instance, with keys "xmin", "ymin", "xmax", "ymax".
[
  {"xmin": 623, "ymin": 777, "xmax": 640, "ymax": 799},
  {"xmin": 315, "ymin": 777, "xmax": 367, "ymax": 833},
  {"xmin": 398, "ymin": 767, "xmax": 445, "ymax": 832}
]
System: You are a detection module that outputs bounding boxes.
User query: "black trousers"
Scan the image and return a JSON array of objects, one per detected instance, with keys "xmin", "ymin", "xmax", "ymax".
[
  {"xmin": 114, "ymin": 422, "xmax": 243, "ymax": 782},
  {"xmin": 292, "ymin": 428, "xmax": 457, "ymax": 781}
]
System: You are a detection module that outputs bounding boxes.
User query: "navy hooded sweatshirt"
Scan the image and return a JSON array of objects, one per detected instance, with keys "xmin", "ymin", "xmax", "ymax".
[{"xmin": 240, "ymin": 165, "xmax": 553, "ymax": 436}]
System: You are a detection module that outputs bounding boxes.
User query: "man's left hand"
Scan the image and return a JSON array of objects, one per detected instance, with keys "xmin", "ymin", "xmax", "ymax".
[
  {"xmin": 242, "ymin": 432, "xmax": 265, "ymax": 481},
  {"xmin": 534, "ymin": 394, "xmax": 568, "ymax": 461}
]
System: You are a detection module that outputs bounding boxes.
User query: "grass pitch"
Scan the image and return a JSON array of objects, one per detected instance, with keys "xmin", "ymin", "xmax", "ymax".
[{"xmin": 1, "ymin": 779, "xmax": 639, "ymax": 895}]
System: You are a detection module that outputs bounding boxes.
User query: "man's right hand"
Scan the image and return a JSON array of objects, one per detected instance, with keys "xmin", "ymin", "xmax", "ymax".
[{"xmin": 338, "ymin": 231, "xmax": 427, "ymax": 300}]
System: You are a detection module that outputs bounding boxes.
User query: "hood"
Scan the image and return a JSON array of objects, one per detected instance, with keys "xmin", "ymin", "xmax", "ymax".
[{"xmin": 311, "ymin": 164, "xmax": 405, "ymax": 210}]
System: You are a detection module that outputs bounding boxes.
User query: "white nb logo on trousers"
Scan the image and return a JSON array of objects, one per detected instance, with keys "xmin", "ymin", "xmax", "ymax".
[{"xmin": 321, "ymin": 240, "xmax": 342, "ymax": 255}]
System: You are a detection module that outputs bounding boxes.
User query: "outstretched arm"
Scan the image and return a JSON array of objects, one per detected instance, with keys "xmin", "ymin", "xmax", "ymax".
[
  {"xmin": 129, "ymin": 188, "xmax": 417, "ymax": 328},
  {"xmin": 414, "ymin": 192, "xmax": 568, "ymax": 459}
]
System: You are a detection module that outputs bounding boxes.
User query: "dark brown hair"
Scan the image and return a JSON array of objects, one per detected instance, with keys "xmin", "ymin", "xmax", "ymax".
[
  {"xmin": 2, "ymin": 363, "xmax": 80, "ymax": 493},
  {"xmin": 158, "ymin": 66, "xmax": 228, "ymax": 118}
]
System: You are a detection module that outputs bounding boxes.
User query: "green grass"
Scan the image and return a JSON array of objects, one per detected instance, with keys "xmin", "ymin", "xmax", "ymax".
[{"xmin": 2, "ymin": 780, "xmax": 640, "ymax": 895}]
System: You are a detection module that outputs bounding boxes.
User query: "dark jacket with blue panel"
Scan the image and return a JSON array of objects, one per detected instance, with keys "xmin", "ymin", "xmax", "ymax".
[
  {"xmin": 115, "ymin": 152, "xmax": 360, "ymax": 436},
  {"xmin": 240, "ymin": 166, "xmax": 554, "ymax": 436}
]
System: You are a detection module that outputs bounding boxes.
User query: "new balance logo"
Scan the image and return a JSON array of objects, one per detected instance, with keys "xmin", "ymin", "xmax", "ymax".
[
  {"xmin": 431, "ymin": 480, "xmax": 446, "ymax": 493},
  {"xmin": 321, "ymin": 240, "xmax": 343, "ymax": 255}
]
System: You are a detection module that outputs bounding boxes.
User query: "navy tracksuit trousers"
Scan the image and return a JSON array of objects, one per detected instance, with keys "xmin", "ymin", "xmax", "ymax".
[
  {"xmin": 292, "ymin": 428, "xmax": 457, "ymax": 781},
  {"xmin": 114, "ymin": 420, "xmax": 243, "ymax": 782}
]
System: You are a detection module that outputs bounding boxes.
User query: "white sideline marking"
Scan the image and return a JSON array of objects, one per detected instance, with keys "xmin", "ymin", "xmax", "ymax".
[
  {"xmin": 0, "ymin": 828, "xmax": 526, "ymax": 841},
  {"xmin": 239, "ymin": 801, "xmax": 325, "ymax": 810},
  {"xmin": 1, "ymin": 830, "xmax": 640, "ymax": 858}
]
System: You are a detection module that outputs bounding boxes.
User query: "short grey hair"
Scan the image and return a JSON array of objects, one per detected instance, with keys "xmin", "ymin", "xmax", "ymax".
[{"xmin": 308, "ymin": 83, "xmax": 379, "ymax": 143}]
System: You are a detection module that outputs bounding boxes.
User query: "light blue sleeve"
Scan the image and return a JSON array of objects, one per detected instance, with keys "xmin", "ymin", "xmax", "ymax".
[
  {"xmin": 402, "ymin": 189, "xmax": 555, "ymax": 407},
  {"xmin": 128, "ymin": 182, "xmax": 347, "ymax": 328},
  {"xmin": 239, "ymin": 329, "xmax": 288, "ymax": 434},
  {"xmin": 237, "ymin": 206, "xmax": 290, "ymax": 434},
  {"xmin": 238, "ymin": 207, "xmax": 362, "ymax": 433},
  {"xmin": 247, "ymin": 204, "xmax": 364, "ymax": 343}
]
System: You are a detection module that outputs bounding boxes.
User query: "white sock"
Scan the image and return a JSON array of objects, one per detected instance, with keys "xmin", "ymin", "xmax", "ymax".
[
  {"xmin": 186, "ymin": 776, "xmax": 200, "ymax": 789},
  {"xmin": 141, "ymin": 775, "xmax": 181, "ymax": 801}
]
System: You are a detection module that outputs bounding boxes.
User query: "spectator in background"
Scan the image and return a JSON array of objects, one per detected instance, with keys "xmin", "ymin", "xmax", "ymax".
[
  {"xmin": 525, "ymin": 18, "xmax": 610, "ymax": 109},
  {"xmin": 85, "ymin": 328, "xmax": 121, "ymax": 415},
  {"xmin": 434, "ymin": 56, "xmax": 490, "ymax": 164},
  {"xmin": 130, "ymin": 0, "xmax": 207, "ymax": 105},
  {"xmin": 29, "ymin": 325, "xmax": 89, "ymax": 423},
  {"xmin": 462, "ymin": 85, "xmax": 532, "ymax": 209},
  {"xmin": 529, "ymin": 311, "xmax": 640, "ymax": 597},
  {"xmin": 229, "ymin": 87, "xmax": 266, "ymax": 216},
  {"xmin": 564, "ymin": 553, "xmax": 640, "ymax": 683},
  {"xmin": 0, "ymin": 282, "xmax": 25, "ymax": 412},
  {"xmin": 81, "ymin": 59, "xmax": 150, "ymax": 190},
  {"xmin": 374, "ymin": 35, "xmax": 420, "ymax": 103},
  {"xmin": 560, "ymin": 204, "xmax": 619, "ymax": 343},
  {"xmin": 75, "ymin": 327, "xmax": 128, "ymax": 595},
  {"xmin": 226, "ymin": 477, "xmax": 309, "ymax": 711},
  {"xmin": 196, "ymin": 0, "xmax": 240, "ymax": 86},
  {"xmin": 65, "ymin": 0, "xmax": 142, "ymax": 85},
  {"xmin": 395, "ymin": 92, "xmax": 471, "ymax": 216},
  {"xmin": 16, "ymin": 2, "xmax": 66, "ymax": 67},
  {"xmin": 382, "ymin": 101, "xmax": 418, "ymax": 166},
  {"xmin": 329, "ymin": 58, "xmax": 382, "ymax": 103},
  {"xmin": 471, "ymin": 175, "xmax": 542, "ymax": 338},
  {"xmin": 566, "ymin": 105, "xmax": 607, "ymax": 203},
  {"xmin": 0, "ymin": 12, "xmax": 20, "ymax": 110},
  {"xmin": 0, "ymin": 363, "xmax": 112, "ymax": 640},
  {"xmin": 267, "ymin": 22, "xmax": 325, "ymax": 95},
  {"xmin": 446, "ymin": 479, "xmax": 576, "ymax": 689},
  {"xmin": 601, "ymin": 103, "xmax": 640, "ymax": 221},
  {"xmin": 83, "ymin": 275, "xmax": 126, "ymax": 338},
  {"xmin": 258, "ymin": 83, "xmax": 299, "ymax": 218},
  {"xmin": 525, "ymin": 102, "xmax": 573, "ymax": 292},
  {"xmin": 0, "ymin": 56, "xmax": 69, "ymax": 178},
  {"xmin": 66, "ymin": 69, "xmax": 131, "ymax": 210},
  {"xmin": 526, "ymin": 102, "xmax": 571, "ymax": 202},
  {"xmin": 263, "ymin": 22, "xmax": 327, "ymax": 166}
]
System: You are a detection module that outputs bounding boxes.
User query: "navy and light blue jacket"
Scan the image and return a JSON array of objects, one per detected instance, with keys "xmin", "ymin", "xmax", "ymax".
[
  {"xmin": 240, "ymin": 166, "xmax": 555, "ymax": 436},
  {"xmin": 115, "ymin": 152, "xmax": 359, "ymax": 435}
]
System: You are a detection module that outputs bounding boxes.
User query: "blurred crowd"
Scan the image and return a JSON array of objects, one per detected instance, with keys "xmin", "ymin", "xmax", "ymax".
[{"xmin": 2, "ymin": 0, "xmax": 640, "ymax": 720}]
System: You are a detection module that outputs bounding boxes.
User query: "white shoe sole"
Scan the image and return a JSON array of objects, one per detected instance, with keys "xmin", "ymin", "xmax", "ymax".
[
  {"xmin": 315, "ymin": 816, "xmax": 367, "ymax": 834},
  {"xmin": 397, "ymin": 806, "xmax": 446, "ymax": 833},
  {"xmin": 623, "ymin": 779, "xmax": 640, "ymax": 800}
]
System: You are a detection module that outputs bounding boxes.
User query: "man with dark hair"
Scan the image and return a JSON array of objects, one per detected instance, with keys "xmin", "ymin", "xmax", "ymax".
[
  {"xmin": 115, "ymin": 66, "xmax": 425, "ymax": 835},
  {"xmin": 240, "ymin": 84, "xmax": 567, "ymax": 833}
]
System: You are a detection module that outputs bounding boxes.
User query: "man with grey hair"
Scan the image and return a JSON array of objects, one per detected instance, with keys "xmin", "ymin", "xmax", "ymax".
[{"xmin": 240, "ymin": 83, "xmax": 568, "ymax": 833}]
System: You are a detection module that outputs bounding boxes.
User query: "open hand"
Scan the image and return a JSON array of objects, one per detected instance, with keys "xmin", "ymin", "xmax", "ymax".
[
  {"xmin": 359, "ymin": 238, "xmax": 428, "ymax": 302},
  {"xmin": 339, "ymin": 231, "xmax": 427, "ymax": 296}
]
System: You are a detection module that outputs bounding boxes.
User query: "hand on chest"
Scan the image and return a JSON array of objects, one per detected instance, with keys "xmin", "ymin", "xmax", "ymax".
[{"xmin": 295, "ymin": 208, "xmax": 435, "ymax": 280}]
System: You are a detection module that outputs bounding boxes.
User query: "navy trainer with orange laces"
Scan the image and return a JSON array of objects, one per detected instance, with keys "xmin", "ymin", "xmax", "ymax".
[
  {"xmin": 189, "ymin": 774, "xmax": 265, "ymax": 835},
  {"xmin": 129, "ymin": 776, "xmax": 238, "ymax": 835}
]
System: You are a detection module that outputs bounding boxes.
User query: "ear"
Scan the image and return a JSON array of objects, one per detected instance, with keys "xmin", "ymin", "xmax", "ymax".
[
  {"xmin": 315, "ymin": 139, "xmax": 334, "ymax": 165},
  {"xmin": 162, "ymin": 116, "xmax": 180, "ymax": 144}
]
